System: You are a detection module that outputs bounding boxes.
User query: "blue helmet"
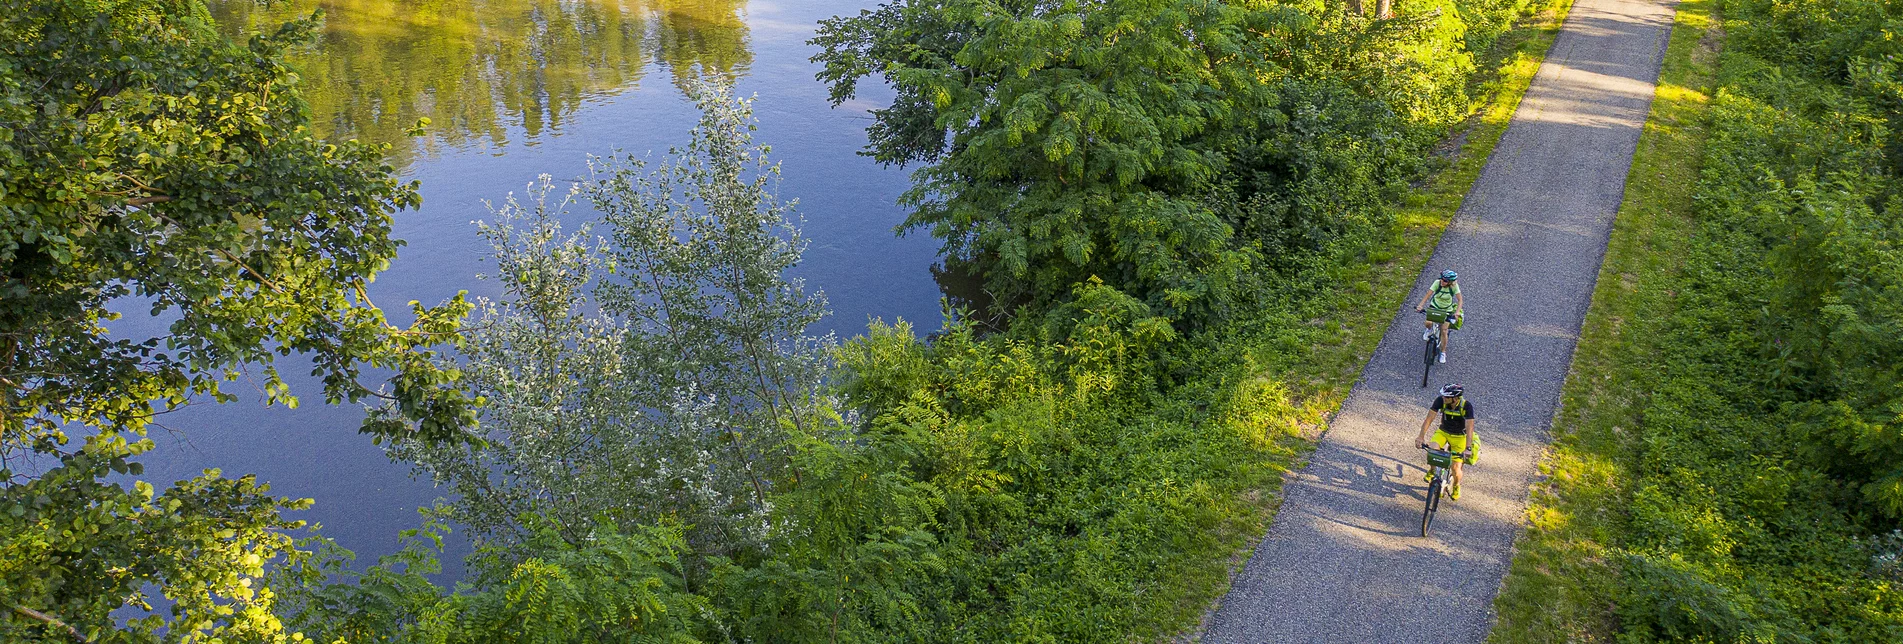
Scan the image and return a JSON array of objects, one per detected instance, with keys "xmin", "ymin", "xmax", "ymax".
[{"xmin": 1440, "ymin": 270, "xmax": 1459, "ymax": 281}]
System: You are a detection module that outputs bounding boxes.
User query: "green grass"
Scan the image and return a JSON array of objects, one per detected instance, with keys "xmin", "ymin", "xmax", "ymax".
[{"xmin": 1487, "ymin": 0, "xmax": 1722, "ymax": 639}]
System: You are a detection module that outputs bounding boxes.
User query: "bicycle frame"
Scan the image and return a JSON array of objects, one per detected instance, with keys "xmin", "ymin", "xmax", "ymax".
[
  {"xmin": 1421, "ymin": 311, "xmax": 1447, "ymax": 388},
  {"xmin": 1419, "ymin": 446, "xmax": 1463, "ymax": 536}
]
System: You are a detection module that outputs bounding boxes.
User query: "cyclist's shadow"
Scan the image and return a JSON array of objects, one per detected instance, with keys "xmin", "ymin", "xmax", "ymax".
[{"xmin": 1299, "ymin": 443, "xmax": 1439, "ymax": 538}]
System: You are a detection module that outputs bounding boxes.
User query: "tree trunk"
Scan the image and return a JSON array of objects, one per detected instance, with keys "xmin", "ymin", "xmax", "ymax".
[
  {"xmin": 1348, "ymin": 0, "xmax": 1364, "ymax": 14},
  {"xmin": 1376, "ymin": 0, "xmax": 1393, "ymax": 18}
]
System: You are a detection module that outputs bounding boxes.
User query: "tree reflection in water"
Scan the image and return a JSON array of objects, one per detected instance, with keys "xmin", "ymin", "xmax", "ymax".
[{"xmin": 207, "ymin": 0, "xmax": 751, "ymax": 168}]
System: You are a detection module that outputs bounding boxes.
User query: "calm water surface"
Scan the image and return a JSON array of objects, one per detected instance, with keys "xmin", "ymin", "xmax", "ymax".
[{"xmin": 132, "ymin": 0, "xmax": 938, "ymax": 564}]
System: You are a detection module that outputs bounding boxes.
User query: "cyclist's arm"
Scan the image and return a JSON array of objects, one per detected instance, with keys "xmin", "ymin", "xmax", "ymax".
[
  {"xmin": 1464, "ymin": 418, "xmax": 1477, "ymax": 451},
  {"xmin": 1454, "ymin": 291, "xmax": 1465, "ymax": 315},
  {"xmin": 1418, "ymin": 411, "xmax": 1438, "ymax": 445},
  {"xmin": 1414, "ymin": 290, "xmax": 1431, "ymax": 311}
]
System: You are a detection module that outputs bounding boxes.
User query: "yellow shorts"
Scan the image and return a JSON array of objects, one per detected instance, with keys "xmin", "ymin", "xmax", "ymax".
[{"xmin": 1432, "ymin": 429, "xmax": 1471, "ymax": 454}]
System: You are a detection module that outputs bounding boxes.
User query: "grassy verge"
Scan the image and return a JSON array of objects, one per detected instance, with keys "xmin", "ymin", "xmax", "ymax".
[
  {"xmin": 1484, "ymin": 0, "xmax": 1718, "ymax": 638},
  {"xmin": 1174, "ymin": 0, "xmax": 1580, "ymax": 636}
]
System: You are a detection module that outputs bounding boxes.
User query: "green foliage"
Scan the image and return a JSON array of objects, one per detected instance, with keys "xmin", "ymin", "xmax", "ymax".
[
  {"xmin": 1, "ymin": 446, "xmax": 311, "ymax": 643},
  {"xmin": 1699, "ymin": 0, "xmax": 1903, "ymax": 518},
  {"xmin": 790, "ymin": 286, "xmax": 1275, "ymax": 641},
  {"xmin": 0, "ymin": 0, "xmax": 473, "ymax": 639},
  {"xmin": 812, "ymin": 0, "xmax": 1271, "ymax": 320},
  {"xmin": 275, "ymin": 518, "xmax": 708, "ymax": 643},
  {"xmin": 0, "ymin": 0, "xmax": 473, "ymax": 448},
  {"xmin": 388, "ymin": 81, "xmax": 832, "ymax": 562}
]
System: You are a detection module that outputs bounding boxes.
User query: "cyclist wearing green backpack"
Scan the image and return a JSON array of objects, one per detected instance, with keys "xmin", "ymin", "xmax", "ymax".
[{"xmin": 1413, "ymin": 269, "xmax": 1464, "ymax": 364}]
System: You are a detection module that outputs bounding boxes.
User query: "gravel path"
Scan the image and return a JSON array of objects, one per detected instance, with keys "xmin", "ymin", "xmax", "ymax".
[{"xmin": 1201, "ymin": 0, "xmax": 1677, "ymax": 640}]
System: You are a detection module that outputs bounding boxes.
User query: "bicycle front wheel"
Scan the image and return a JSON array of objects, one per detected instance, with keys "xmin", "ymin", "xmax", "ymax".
[{"xmin": 1421, "ymin": 477, "xmax": 1442, "ymax": 537}]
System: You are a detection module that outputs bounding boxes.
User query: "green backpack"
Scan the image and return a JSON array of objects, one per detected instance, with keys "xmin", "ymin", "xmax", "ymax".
[{"xmin": 1431, "ymin": 282, "xmax": 1465, "ymax": 330}]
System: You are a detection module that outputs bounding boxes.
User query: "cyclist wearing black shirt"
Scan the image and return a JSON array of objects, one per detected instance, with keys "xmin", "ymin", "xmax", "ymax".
[{"xmin": 1416, "ymin": 383, "xmax": 1479, "ymax": 500}]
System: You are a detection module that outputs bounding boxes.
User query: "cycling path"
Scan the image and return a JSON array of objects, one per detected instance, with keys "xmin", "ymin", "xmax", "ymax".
[{"xmin": 1202, "ymin": 0, "xmax": 1677, "ymax": 640}]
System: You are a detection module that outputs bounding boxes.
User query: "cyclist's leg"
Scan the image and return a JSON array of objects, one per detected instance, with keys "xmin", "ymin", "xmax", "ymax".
[
  {"xmin": 1437, "ymin": 430, "xmax": 1469, "ymax": 488},
  {"xmin": 1427, "ymin": 429, "xmax": 1450, "ymax": 482}
]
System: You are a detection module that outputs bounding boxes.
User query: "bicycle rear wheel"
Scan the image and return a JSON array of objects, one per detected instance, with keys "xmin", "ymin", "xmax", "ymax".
[
  {"xmin": 1421, "ymin": 476, "xmax": 1442, "ymax": 536},
  {"xmin": 1422, "ymin": 335, "xmax": 1438, "ymax": 388}
]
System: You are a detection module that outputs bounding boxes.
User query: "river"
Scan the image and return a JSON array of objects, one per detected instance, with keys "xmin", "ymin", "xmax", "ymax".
[{"xmin": 126, "ymin": 0, "xmax": 940, "ymax": 566}]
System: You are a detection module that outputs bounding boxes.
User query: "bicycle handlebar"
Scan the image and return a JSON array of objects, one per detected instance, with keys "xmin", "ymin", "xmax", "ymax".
[{"xmin": 1417, "ymin": 444, "xmax": 1472, "ymax": 457}]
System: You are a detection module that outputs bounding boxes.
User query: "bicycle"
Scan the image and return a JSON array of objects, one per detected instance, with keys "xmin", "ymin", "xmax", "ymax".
[
  {"xmin": 1418, "ymin": 310, "xmax": 1456, "ymax": 388},
  {"xmin": 1417, "ymin": 444, "xmax": 1469, "ymax": 537}
]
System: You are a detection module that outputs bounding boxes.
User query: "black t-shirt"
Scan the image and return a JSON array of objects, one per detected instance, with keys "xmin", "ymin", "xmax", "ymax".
[{"xmin": 1430, "ymin": 396, "xmax": 1474, "ymax": 434}]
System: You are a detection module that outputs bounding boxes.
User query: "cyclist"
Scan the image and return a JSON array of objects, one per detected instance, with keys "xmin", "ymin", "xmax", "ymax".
[
  {"xmin": 1416, "ymin": 383, "xmax": 1478, "ymax": 500},
  {"xmin": 1413, "ymin": 269, "xmax": 1464, "ymax": 364}
]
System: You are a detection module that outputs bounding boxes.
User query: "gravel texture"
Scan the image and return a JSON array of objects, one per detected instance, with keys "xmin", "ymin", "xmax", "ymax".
[{"xmin": 1201, "ymin": 0, "xmax": 1678, "ymax": 640}]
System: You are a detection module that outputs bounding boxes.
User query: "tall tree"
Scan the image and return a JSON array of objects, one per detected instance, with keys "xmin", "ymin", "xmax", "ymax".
[
  {"xmin": 0, "ymin": 0, "xmax": 471, "ymax": 639},
  {"xmin": 810, "ymin": 0, "xmax": 1303, "ymax": 323},
  {"xmin": 389, "ymin": 79, "xmax": 833, "ymax": 561}
]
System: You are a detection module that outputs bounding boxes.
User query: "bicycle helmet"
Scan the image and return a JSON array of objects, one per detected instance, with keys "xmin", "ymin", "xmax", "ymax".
[
  {"xmin": 1440, "ymin": 270, "xmax": 1459, "ymax": 281},
  {"xmin": 1440, "ymin": 383, "xmax": 1464, "ymax": 398}
]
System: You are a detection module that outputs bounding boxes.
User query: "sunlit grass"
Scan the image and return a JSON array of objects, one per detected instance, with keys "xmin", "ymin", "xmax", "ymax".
[{"xmin": 1487, "ymin": 0, "xmax": 1721, "ymax": 639}]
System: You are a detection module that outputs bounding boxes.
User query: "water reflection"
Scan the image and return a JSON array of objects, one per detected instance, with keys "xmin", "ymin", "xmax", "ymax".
[
  {"xmin": 207, "ymin": 0, "xmax": 751, "ymax": 167},
  {"xmin": 157, "ymin": 0, "xmax": 941, "ymax": 568}
]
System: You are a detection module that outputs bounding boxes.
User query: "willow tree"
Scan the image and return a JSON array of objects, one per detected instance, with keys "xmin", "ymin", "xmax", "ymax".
[
  {"xmin": 389, "ymin": 80, "xmax": 832, "ymax": 561},
  {"xmin": 1, "ymin": 0, "xmax": 471, "ymax": 639}
]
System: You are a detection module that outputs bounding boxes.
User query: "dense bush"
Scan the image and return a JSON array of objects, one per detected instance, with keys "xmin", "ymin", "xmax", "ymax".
[{"xmin": 0, "ymin": 1, "xmax": 471, "ymax": 640}]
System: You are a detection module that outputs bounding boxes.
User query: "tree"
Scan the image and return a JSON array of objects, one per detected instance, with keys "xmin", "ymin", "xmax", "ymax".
[
  {"xmin": 389, "ymin": 79, "xmax": 833, "ymax": 562},
  {"xmin": 810, "ymin": 0, "xmax": 1297, "ymax": 323},
  {"xmin": 811, "ymin": 0, "xmax": 1486, "ymax": 325},
  {"xmin": 1, "ymin": 0, "xmax": 471, "ymax": 639}
]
